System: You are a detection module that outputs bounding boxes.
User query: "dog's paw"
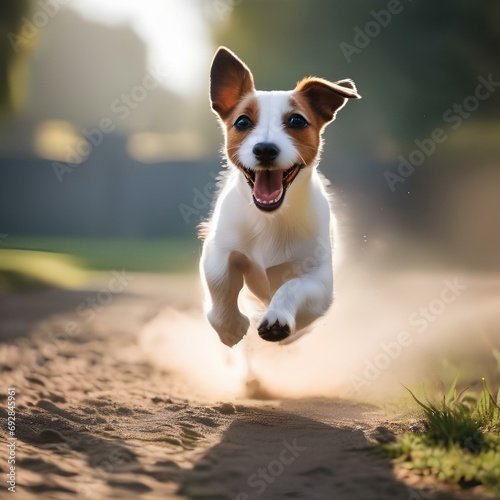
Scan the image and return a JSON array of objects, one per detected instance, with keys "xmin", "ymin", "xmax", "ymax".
[
  {"xmin": 258, "ymin": 309, "xmax": 295, "ymax": 342},
  {"xmin": 258, "ymin": 320, "xmax": 291, "ymax": 342},
  {"xmin": 207, "ymin": 310, "xmax": 249, "ymax": 347}
]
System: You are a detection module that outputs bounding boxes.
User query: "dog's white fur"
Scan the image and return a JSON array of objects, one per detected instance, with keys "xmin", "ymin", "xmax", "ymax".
[
  {"xmin": 201, "ymin": 47, "xmax": 360, "ymax": 347},
  {"xmin": 237, "ymin": 92, "xmax": 299, "ymax": 170}
]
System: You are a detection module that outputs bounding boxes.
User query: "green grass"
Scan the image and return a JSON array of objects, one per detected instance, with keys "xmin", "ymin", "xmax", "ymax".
[
  {"xmin": 380, "ymin": 374, "xmax": 500, "ymax": 494},
  {"xmin": 0, "ymin": 236, "xmax": 200, "ymax": 291},
  {"xmin": 0, "ymin": 249, "xmax": 91, "ymax": 290}
]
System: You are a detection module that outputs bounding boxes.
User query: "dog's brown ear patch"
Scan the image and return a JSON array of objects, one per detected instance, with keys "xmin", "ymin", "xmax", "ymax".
[
  {"xmin": 210, "ymin": 47, "xmax": 255, "ymax": 120},
  {"xmin": 295, "ymin": 77, "xmax": 361, "ymax": 125}
]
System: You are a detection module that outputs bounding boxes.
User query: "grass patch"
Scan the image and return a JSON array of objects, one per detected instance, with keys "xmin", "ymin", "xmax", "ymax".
[
  {"xmin": 380, "ymin": 375, "xmax": 500, "ymax": 494},
  {"xmin": 0, "ymin": 236, "xmax": 200, "ymax": 291},
  {"xmin": 0, "ymin": 236, "xmax": 200, "ymax": 273},
  {"xmin": 0, "ymin": 249, "xmax": 91, "ymax": 291}
]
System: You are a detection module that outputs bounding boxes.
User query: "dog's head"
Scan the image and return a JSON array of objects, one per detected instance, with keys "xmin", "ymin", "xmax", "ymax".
[{"xmin": 209, "ymin": 47, "xmax": 361, "ymax": 212}]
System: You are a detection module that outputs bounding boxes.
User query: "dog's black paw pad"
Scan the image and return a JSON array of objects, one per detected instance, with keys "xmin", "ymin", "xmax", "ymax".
[{"xmin": 258, "ymin": 320, "xmax": 290, "ymax": 342}]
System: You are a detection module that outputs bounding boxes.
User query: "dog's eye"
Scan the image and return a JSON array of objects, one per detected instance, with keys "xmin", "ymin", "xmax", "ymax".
[
  {"xmin": 287, "ymin": 114, "xmax": 308, "ymax": 129},
  {"xmin": 234, "ymin": 115, "xmax": 253, "ymax": 131}
]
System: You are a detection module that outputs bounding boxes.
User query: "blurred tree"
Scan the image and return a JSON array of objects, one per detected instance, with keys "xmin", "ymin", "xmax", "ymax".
[{"xmin": 211, "ymin": 0, "xmax": 500, "ymax": 150}]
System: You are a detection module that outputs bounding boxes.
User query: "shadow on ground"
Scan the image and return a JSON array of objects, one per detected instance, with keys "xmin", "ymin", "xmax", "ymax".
[{"xmin": 177, "ymin": 405, "xmax": 458, "ymax": 500}]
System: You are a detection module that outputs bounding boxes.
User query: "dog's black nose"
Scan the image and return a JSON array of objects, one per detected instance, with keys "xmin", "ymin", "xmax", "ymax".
[{"xmin": 253, "ymin": 142, "xmax": 280, "ymax": 165}]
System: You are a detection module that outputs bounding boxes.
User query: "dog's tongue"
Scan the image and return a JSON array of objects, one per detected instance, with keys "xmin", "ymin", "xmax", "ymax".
[{"xmin": 253, "ymin": 170, "xmax": 283, "ymax": 204}]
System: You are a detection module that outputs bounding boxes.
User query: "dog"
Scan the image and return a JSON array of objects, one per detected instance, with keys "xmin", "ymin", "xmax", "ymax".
[{"xmin": 200, "ymin": 47, "xmax": 361, "ymax": 347}]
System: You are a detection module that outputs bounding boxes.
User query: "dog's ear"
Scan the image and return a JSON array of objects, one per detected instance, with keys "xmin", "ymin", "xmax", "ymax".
[
  {"xmin": 210, "ymin": 47, "xmax": 255, "ymax": 120},
  {"xmin": 295, "ymin": 77, "xmax": 361, "ymax": 125}
]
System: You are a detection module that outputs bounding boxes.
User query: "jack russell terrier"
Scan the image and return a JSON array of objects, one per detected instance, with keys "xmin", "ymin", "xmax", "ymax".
[{"xmin": 200, "ymin": 47, "xmax": 361, "ymax": 347}]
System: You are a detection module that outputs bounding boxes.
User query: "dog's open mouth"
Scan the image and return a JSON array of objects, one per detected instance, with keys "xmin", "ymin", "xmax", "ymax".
[{"xmin": 241, "ymin": 164, "xmax": 303, "ymax": 212}]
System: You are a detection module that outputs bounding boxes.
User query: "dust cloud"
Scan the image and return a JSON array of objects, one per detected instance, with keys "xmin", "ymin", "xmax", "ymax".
[{"xmin": 139, "ymin": 260, "xmax": 500, "ymax": 402}]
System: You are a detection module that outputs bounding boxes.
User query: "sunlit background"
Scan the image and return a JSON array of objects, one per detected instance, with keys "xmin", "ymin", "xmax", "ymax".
[
  {"xmin": 1, "ymin": 0, "xmax": 499, "ymax": 271},
  {"xmin": 0, "ymin": 1, "xmax": 499, "ymax": 391},
  {"xmin": 1, "ymin": 1, "xmax": 499, "ymax": 249}
]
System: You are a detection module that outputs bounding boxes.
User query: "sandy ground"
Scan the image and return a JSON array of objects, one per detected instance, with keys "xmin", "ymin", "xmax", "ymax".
[{"xmin": 1, "ymin": 271, "xmax": 498, "ymax": 500}]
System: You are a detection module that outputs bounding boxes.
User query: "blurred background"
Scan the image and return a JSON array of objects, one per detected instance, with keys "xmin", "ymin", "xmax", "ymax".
[{"xmin": 0, "ymin": 0, "xmax": 499, "ymax": 285}]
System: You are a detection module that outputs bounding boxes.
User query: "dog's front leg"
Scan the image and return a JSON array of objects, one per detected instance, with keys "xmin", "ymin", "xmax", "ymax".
[
  {"xmin": 201, "ymin": 248, "xmax": 252, "ymax": 347},
  {"xmin": 258, "ymin": 265, "xmax": 333, "ymax": 343}
]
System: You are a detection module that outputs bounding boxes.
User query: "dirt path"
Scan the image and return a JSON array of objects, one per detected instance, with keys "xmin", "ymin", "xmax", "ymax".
[{"xmin": 0, "ymin": 274, "xmax": 493, "ymax": 499}]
